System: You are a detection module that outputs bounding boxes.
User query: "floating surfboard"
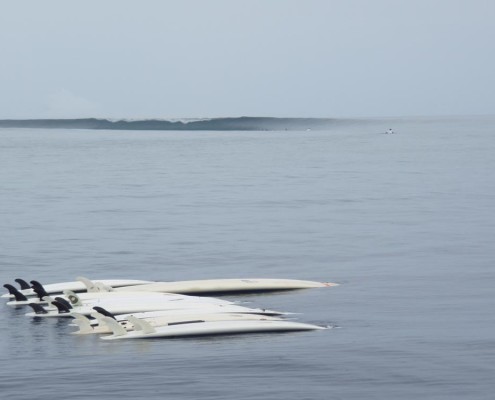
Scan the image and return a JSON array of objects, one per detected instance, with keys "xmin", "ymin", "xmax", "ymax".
[
  {"xmin": 113, "ymin": 278, "xmax": 338, "ymax": 295},
  {"xmin": 25, "ymin": 297, "xmax": 282, "ymax": 318},
  {"xmin": 6, "ymin": 290, "xmax": 191, "ymax": 307},
  {"xmin": 3, "ymin": 277, "xmax": 337, "ymax": 299},
  {"xmin": 101, "ymin": 318, "xmax": 326, "ymax": 340},
  {"xmin": 64, "ymin": 290, "xmax": 233, "ymax": 307},
  {"xmin": 79, "ymin": 305, "xmax": 289, "ymax": 327},
  {"xmin": 6, "ymin": 289, "xmax": 237, "ymax": 308},
  {"xmin": 72, "ymin": 311, "xmax": 283, "ymax": 335}
]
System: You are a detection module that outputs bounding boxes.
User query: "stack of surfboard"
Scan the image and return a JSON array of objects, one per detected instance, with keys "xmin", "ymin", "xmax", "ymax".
[{"xmin": 2, "ymin": 277, "xmax": 337, "ymax": 341}]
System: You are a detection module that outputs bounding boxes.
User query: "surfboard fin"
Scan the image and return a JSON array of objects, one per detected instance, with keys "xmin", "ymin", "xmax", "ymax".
[
  {"xmin": 102, "ymin": 316, "xmax": 127, "ymax": 337},
  {"xmin": 71, "ymin": 313, "xmax": 93, "ymax": 334},
  {"xmin": 30, "ymin": 280, "xmax": 49, "ymax": 300},
  {"xmin": 126, "ymin": 316, "xmax": 156, "ymax": 334},
  {"xmin": 54, "ymin": 297, "xmax": 73, "ymax": 310},
  {"xmin": 3, "ymin": 284, "xmax": 29, "ymax": 301},
  {"xmin": 90, "ymin": 311, "xmax": 108, "ymax": 328},
  {"xmin": 28, "ymin": 303, "xmax": 49, "ymax": 314},
  {"xmin": 92, "ymin": 306, "xmax": 117, "ymax": 320},
  {"xmin": 14, "ymin": 278, "xmax": 31, "ymax": 290},
  {"xmin": 63, "ymin": 290, "xmax": 83, "ymax": 306},
  {"xmin": 126, "ymin": 316, "xmax": 142, "ymax": 331},
  {"xmin": 76, "ymin": 276, "xmax": 98, "ymax": 293},
  {"xmin": 51, "ymin": 300, "xmax": 71, "ymax": 314}
]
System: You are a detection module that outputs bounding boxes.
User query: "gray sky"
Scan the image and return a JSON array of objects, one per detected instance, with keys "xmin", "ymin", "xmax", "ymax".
[{"xmin": 1, "ymin": 0, "xmax": 494, "ymax": 119}]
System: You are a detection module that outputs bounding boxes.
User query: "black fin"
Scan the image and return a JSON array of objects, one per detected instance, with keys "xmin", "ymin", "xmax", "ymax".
[
  {"xmin": 3, "ymin": 283, "xmax": 19, "ymax": 296},
  {"xmin": 54, "ymin": 297, "xmax": 73, "ymax": 309},
  {"xmin": 15, "ymin": 278, "xmax": 31, "ymax": 290},
  {"xmin": 28, "ymin": 303, "xmax": 48, "ymax": 314},
  {"xmin": 30, "ymin": 280, "xmax": 49, "ymax": 300},
  {"xmin": 92, "ymin": 306, "xmax": 116, "ymax": 320},
  {"xmin": 51, "ymin": 300, "xmax": 71, "ymax": 314},
  {"xmin": 3, "ymin": 284, "xmax": 29, "ymax": 301}
]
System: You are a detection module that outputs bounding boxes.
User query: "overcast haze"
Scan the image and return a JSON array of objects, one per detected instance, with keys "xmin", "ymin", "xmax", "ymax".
[{"xmin": 1, "ymin": 0, "xmax": 494, "ymax": 119}]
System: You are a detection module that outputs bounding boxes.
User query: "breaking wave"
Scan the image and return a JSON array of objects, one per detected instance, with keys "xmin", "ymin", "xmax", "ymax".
[{"xmin": 0, "ymin": 117, "xmax": 339, "ymax": 131}]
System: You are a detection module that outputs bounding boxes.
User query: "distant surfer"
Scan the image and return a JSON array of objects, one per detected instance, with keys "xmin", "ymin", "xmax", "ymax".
[{"xmin": 386, "ymin": 128, "xmax": 394, "ymax": 134}]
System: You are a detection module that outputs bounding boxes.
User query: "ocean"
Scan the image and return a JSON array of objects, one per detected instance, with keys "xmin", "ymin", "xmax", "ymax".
[{"xmin": 1, "ymin": 116, "xmax": 494, "ymax": 399}]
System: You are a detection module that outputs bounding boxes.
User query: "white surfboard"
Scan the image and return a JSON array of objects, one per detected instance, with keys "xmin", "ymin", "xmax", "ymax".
[
  {"xmin": 76, "ymin": 305, "xmax": 289, "ymax": 328},
  {"xmin": 4, "ymin": 277, "xmax": 337, "ymax": 299},
  {"xmin": 114, "ymin": 278, "xmax": 338, "ymax": 294},
  {"xmin": 72, "ymin": 311, "xmax": 283, "ymax": 335},
  {"xmin": 6, "ymin": 291, "xmax": 195, "ymax": 307},
  {"xmin": 66, "ymin": 291, "xmax": 233, "ymax": 306},
  {"xmin": 101, "ymin": 318, "xmax": 326, "ymax": 340},
  {"xmin": 24, "ymin": 297, "xmax": 278, "ymax": 318},
  {"xmin": 7, "ymin": 290, "xmax": 236, "ymax": 308}
]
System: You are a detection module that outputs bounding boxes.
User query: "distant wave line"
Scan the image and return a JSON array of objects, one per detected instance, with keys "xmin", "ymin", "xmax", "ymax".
[{"xmin": 0, "ymin": 117, "xmax": 338, "ymax": 131}]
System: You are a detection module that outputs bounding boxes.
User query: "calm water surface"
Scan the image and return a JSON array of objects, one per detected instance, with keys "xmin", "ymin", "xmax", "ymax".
[{"xmin": 1, "ymin": 117, "xmax": 494, "ymax": 399}]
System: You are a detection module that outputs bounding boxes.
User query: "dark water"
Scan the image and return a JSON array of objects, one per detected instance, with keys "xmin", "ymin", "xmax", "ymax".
[{"xmin": 1, "ymin": 117, "xmax": 494, "ymax": 399}]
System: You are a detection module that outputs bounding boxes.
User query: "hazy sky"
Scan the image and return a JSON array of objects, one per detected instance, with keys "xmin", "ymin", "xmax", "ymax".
[{"xmin": 1, "ymin": 0, "xmax": 494, "ymax": 119}]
